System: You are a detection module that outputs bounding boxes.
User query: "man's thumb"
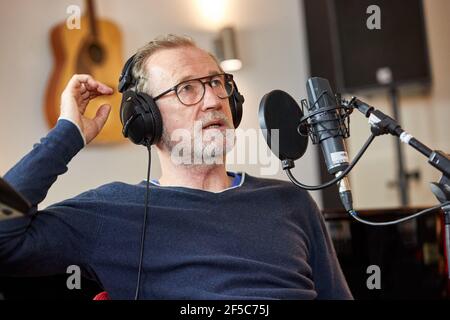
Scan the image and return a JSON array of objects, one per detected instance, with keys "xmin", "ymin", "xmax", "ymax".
[{"xmin": 94, "ymin": 104, "xmax": 111, "ymax": 130}]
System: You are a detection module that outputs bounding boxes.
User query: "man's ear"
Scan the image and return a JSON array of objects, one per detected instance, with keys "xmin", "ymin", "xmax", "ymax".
[{"xmin": 155, "ymin": 140, "xmax": 164, "ymax": 151}]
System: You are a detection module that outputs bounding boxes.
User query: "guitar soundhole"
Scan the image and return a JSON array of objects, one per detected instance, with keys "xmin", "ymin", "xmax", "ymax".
[{"xmin": 89, "ymin": 43, "xmax": 104, "ymax": 64}]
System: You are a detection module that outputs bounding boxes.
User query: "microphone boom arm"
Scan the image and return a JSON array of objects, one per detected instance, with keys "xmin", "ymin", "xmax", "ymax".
[
  {"xmin": 343, "ymin": 97, "xmax": 450, "ymax": 177},
  {"xmin": 342, "ymin": 96, "xmax": 450, "ymax": 281}
]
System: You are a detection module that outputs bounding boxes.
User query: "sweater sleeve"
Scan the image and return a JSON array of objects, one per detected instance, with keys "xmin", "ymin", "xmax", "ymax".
[
  {"xmin": 305, "ymin": 193, "xmax": 353, "ymax": 300},
  {"xmin": 3, "ymin": 119, "xmax": 85, "ymax": 212},
  {"xmin": 0, "ymin": 120, "xmax": 101, "ymax": 278},
  {"xmin": 0, "ymin": 190, "xmax": 103, "ymax": 277}
]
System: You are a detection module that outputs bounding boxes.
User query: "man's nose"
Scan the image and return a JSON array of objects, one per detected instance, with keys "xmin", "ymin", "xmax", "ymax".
[{"xmin": 201, "ymin": 83, "xmax": 223, "ymax": 111}]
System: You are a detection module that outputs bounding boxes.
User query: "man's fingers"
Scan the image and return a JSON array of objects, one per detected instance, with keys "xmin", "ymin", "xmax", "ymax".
[
  {"xmin": 83, "ymin": 78, "xmax": 113, "ymax": 95},
  {"xmin": 61, "ymin": 76, "xmax": 114, "ymax": 143},
  {"xmin": 69, "ymin": 74, "xmax": 94, "ymax": 89},
  {"xmin": 81, "ymin": 90, "xmax": 90, "ymax": 100},
  {"xmin": 69, "ymin": 74, "xmax": 113, "ymax": 96},
  {"xmin": 95, "ymin": 82, "xmax": 114, "ymax": 95},
  {"xmin": 93, "ymin": 104, "xmax": 111, "ymax": 131}
]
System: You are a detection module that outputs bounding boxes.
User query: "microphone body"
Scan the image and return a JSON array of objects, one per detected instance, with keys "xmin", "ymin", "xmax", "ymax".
[
  {"xmin": 305, "ymin": 77, "xmax": 349, "ymax": 175},
  {"xmin": 305, "ymin": 77, "xmax": 353, "ymax": 211}
]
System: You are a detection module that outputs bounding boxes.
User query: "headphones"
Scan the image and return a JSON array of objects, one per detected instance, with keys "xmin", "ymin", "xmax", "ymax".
[{"xmin": 118, "ymin": 54, "xmax": 245, "ymax": 146}]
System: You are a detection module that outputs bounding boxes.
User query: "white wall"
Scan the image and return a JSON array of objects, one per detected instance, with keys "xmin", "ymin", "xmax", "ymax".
[{"xmin": 0, "ymin": 0, "xmax": 321, "ymax": 209}]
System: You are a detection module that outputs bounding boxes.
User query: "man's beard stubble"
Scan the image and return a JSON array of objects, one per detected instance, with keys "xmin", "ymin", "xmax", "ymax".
[{"xmin": 160, "ymin": 111, "xmax": 236, "ymax": 166}]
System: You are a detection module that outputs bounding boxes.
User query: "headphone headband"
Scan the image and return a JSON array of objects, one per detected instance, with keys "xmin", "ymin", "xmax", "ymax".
[{"xmin": 118, "ymin": 55, "xmax": 136, "ymax": 93}]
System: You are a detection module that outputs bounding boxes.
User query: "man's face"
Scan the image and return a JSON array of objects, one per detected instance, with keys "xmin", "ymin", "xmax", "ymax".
[{"xmin": 146, "ymin": 46, "xmax": 235, "ymax": 165}]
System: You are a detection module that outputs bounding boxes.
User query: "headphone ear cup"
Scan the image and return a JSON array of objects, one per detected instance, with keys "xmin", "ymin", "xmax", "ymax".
[
  {"xmin": 120, "ymin": 91, "xmax": 143, "ymax": 145},
  {"xmin": 122, "ymin": 98, "xmax": 149, "ymax": 145},
  {"xmin": 137, "ymin": 92, "xmax": 163, "ymax": 145},
  {"xmin": 229, "ymin": 81, "xmax": 244, "ymax": 128},
  {"xmin": 120, "ymin": 90, "xmax": 136, "ymax": 126},
  {"xmin": 120, "ymin": 90, "xmax": 163, "ymax": 146}
]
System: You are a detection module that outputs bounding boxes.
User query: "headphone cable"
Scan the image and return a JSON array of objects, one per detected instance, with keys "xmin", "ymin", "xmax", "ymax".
[{"xmin": 134, "ymin": 141, "xmax": 152, "ymax": 300}]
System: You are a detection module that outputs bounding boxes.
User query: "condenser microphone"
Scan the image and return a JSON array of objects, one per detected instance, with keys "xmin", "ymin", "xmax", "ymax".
[
  {"xmin": 304, "ymin": 77, "xmax": 353, "ymax": 210},
  {"xmin": 304, "ymin": 77, "xmax": 350, "ymax": 174},
  {"xmin": 258, "ymin": 84, "xmax": 354, "ymax": 211}
]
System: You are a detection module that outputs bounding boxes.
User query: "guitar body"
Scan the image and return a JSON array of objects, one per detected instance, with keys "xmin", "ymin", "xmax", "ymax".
[{"xmin": 45, "ymin": 15, "xmax": 125, "ymax": 144}]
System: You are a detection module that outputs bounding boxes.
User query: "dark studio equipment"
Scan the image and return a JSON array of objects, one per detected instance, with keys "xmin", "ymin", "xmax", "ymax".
[{"xmin": 302, "ymin": 0, "xmax": 431, "ymax": 207}]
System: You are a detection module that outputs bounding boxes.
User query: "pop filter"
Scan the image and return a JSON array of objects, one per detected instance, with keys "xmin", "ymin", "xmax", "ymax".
[{"xmin": 258, "ymin": 90, "xmax": 308, "ymax": 161}]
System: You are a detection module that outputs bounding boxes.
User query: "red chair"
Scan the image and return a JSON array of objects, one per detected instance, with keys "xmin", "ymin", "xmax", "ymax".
[{"xmin": 93, "ymin": 291, "xmax": 110, "ymax": 300}]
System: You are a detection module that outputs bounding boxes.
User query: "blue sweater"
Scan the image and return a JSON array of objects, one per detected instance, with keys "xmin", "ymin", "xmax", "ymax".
[{"xmin": 0, "ymin": 120, "xmax": 352, "ymax": 300}]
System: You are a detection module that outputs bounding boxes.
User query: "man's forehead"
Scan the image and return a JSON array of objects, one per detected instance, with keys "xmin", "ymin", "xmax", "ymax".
[{"xmin": 145, "ymin": 46, "xmax": 221, "ymax": 84}]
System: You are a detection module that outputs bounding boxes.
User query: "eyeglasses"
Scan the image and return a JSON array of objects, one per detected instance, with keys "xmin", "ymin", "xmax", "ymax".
[{"xmin": 153, "ymin": 73, "xmax": 235, "ymax": 106}]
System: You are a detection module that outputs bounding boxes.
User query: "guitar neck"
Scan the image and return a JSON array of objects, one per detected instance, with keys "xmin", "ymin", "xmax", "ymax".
[{"xmin": 85, "ymin": 0, "xmax": 98, "ymax": 38}]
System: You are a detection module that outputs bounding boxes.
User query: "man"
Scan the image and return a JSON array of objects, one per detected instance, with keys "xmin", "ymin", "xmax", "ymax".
[{"xmin": 0, "ymin": 35, "xmax": 352, "ymax": 299}]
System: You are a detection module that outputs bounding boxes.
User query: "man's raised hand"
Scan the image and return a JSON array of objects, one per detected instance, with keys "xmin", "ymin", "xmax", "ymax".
[{"xmin": 60, "ymin": 74, "xmax": 114, "ymax": 144}]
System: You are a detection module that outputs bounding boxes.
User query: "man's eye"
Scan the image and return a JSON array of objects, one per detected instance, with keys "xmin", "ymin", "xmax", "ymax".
[
  {"xmin": 179, "ymin": 84, "xmax": 194, "ymax": 93},
  {"xmin": 210, "ymin": 79, "xmax": 223, "ymax": 87}
]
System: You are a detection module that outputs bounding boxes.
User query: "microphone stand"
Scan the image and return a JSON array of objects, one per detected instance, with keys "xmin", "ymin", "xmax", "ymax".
[
  {"xmin": 344, "ymin": 97, "xmax": 450, "ymax": 285},
  {"xmin": 389, "ymin": 86, "xmax": 409, "ymax": 206}
]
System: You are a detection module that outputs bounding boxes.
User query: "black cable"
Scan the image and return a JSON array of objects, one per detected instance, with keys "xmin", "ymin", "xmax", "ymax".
[
  {"xmin": 285, "ymin": 133, "xmax": 376, "ymax": 190},
  {"xmin": 134, "ymin": 142, "xmax": 152, "ymax": 300},
  {"xmin": 348, "ymin": 202, "xmax": 449, "ymax": 226}
]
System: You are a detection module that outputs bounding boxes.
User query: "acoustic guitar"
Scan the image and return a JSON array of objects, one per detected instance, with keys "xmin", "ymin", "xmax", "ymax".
[{"xmin": 44, "ymin": 0, "xmax": 125, "ymax": 144}]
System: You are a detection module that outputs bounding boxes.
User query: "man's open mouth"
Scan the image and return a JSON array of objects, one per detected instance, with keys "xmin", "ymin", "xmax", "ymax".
[{"xmin": 202, "ymin": 120, "xmax": 226, "ymax": 130}]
